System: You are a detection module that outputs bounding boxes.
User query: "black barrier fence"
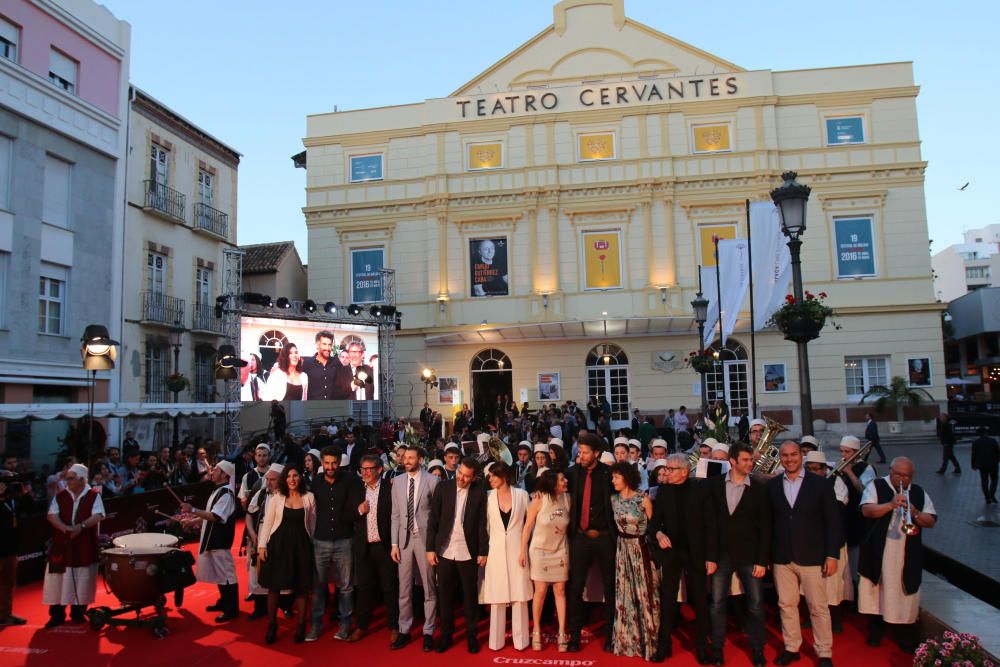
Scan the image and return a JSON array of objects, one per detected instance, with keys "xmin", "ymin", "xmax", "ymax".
[{"xmin": 15, "ymin": 482, "xmax": 214, "ymax": 586}]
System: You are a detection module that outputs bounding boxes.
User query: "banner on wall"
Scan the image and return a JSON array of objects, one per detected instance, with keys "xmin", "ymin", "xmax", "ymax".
[
  {"xmin": 470, "ymin": 237, "xmax": 509, "ymax": 297},
  {"xmin": 351, "ymin": 248, "xmax": 385, "ymax": 303},
  {"xmin": 834, "ymin": 217, "xmax": 876, "ymax": 277},
  {"xmin": 583, "ymin": 230, "xmax": 623, "ymax": 289}
]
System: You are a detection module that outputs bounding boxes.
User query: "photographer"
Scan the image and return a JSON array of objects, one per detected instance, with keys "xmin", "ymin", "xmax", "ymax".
[{"xmin": 0, "ymin": 467, "xmax": 30, "ymax": 626}]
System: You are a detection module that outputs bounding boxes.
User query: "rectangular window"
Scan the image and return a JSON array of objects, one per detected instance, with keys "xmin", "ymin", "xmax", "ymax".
[
  {"xmin": 825, "ymin": 116, "xmax": 865, "ymax": 145},
  {"xmin": 349, "ymin": 154, "xmax": 383, "ymax": 182},
  {"xmin": 844, "ymin": 356, "xmax": 888, "ymax": 399},
  {"xmin": 0, "ymin": 134, "xmax": 11, "ymax": 210},
  {"xmin": 48, "ymin": 49, "xmax": 77, "ymax": 93},
  {"xmin": 42, "ymin": 155, "xmax": 71, "ymax": 228},
  {"xmin": 466, "ymin": 142, "xmax": 504, "ymax": 171},
  {"xmin": 966, "ymin": 266, "xmax": 990, "ymax": 280},
  {"xmin": 38, "ymin": 274, "xmax": 65, "ymax": 335},
  {"xmin": 691, "ymin": 123, "xmax": 732, "ymax": 153},
  {"xmin": 144, "ymin": 341, "xmax": 168, "ymax": 402},
  {"xmin": 195, "ymin": 267, "xmax": 211, "ymax": 305},
  {"xmin": 198, "ymin": 169, "xmax": 213, "ymax": 205},
  {"xmin": 577, "ymin": 132, "xmax": 616, "ymax": 162},
  {"xmin": 150, "ymin": 144, "xmax": 169, "ymax": 185},
  {"xmin": 147, "ymin": 251, "xmax": 166, "ymax": 293},
  {"xmin": 0, "ymin": 16, "xmax": 18, "ymax": 62},
  {"xmin": 834, "ymin": 217, "xmax": 877, "ymax": 278},
  {"xmin": 194, "ymin": 347, "xmax": 215, "ymax": 402}
]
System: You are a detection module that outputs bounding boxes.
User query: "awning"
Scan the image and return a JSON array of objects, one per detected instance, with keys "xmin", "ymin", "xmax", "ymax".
[
  {"xmin": 425, "ymin": 316, "xmax": 751, "ymax": 347},
  {"xmin": 0, "ymin": 402, "xmax": 228, "ymax": 421},
  {"xmin": 945, "ymin": 378, "xmax": 981, "ymax": 385}
]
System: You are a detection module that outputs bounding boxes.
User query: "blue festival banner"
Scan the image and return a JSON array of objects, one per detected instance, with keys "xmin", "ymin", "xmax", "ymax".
[
  {"xmin": 826, "ymin": 116, "xmax": 864, "ymax": 145},
  {"xmin": 835, "ymin": 217, "xmax": 876, "ymax": 277},
  {"xmin": 350, "ymin": 154, "xmax": 383, "ymax": 182},
  {"xmin": 352, "ymin": 248, "xmax": 384, "ymax": 303}
]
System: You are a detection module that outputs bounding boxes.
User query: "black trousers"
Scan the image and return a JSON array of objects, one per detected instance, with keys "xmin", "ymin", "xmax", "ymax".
[
  {"xmin": 939, "ymin": 443, "xmax": 961, "ymax": 472},
  {"xmin": 437, "ymin": 557, "xmax": 479, "ymax": 641},
  {"xmin": 355, "ymin": 541, "xmax": 398, "ymax": 631},
  {"xmin": 658, "ymin": 551, "xmax": 709, "ymax": 652},
  {"xmin": 567, "ymin": 531, "xmax": 616, "ymax": 635},
  {"xmin": 870, "ymin": 439, "xmax": 887, "ymax": 462},
  {"xmin": 979, "ymin": 465, "xmax": 999, "ymax": 500}
]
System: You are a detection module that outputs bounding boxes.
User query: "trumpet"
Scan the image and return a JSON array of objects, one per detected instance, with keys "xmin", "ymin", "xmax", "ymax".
[{"xmin": 897, "ymin": 481, "xmax": 920, "ymax": 536}]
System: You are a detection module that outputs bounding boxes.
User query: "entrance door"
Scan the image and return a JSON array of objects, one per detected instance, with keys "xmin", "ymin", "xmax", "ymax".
[
  {"xmin": 704, "ymin": 339, "xmax": 750, "ymax": 423},
  {"xmin": 585, "ymin": 343, "xmax": 631, "ymax": 430},
  {"xmin": 471, "ymin": 348, "xmax": 513, "ymax": 426}
]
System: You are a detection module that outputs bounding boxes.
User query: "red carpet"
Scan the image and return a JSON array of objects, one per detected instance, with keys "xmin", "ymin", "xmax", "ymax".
[{"xmin": 0, "ymin": 543, "xmax": 913, "ymax": 667}]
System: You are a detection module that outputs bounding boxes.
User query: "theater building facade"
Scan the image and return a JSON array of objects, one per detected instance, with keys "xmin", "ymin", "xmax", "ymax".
[{"xmin": 302, "ymin": 0, "xmax": 943, "ymax": 434}]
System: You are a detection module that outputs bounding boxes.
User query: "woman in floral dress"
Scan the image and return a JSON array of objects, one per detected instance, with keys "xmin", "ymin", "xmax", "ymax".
[{"xmin": 609, "ymin": 461, "xmax": 660, "ymax": 660}]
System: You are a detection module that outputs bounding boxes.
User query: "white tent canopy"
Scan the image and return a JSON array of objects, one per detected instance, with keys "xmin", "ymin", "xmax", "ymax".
[{"xmin": 0, "ymin": 402, "xmax": 227, "ymax": 421}]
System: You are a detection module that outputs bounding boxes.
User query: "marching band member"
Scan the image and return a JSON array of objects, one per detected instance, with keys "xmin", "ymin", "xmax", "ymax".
[
  {"xmin": 836, "ymin": 435, "xmax": 876, "ymax": 596},
  {"xmin": 858, "ymin": 457, "xmax": 936, "ymax": 653},
  {"xmin": 804, "ymin": 450, "xmax": 850, "ymax": 633}
]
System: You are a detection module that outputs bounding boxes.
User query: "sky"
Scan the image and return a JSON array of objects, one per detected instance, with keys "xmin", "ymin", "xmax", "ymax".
[{"xmin": 99, "ymin": 0, "xmax": 1000, "ymax": 259}]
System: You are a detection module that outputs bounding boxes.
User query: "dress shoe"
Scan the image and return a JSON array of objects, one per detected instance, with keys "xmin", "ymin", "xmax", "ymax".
[
  {"xmin": 468, "ymin": 637, "xmax": 480, "ymax": 654},
  {"xmin": 248, "ymin": 606, "xmax": 268, "ymax": 620},
  {"xmin": 935, "ymin": 469, "xmax": 945, "ymax": 475},
  {"xmin": 423, "ymin": 634, "xmax": 434, "ymax": 652},
  {"xmin": 436, "ymin": 637, "xmax": 453, "ymax": 653},
  {"xmin": 44, "ymin": 616, "xmax": 64, "ymax": 629},
  {"xmin": 215, "ymin": 609, "xmax": 239, "ymax": 623},
  {"xmin": 751, "ymin": 650, "xmax": 766, "ymax": 667},
  {"xmin": 206, "ymin": 600, "xmax": 224, "ymax": 612},
  {"xmin": 347, "ymin": 628, "xmax": 364, "ymax": 642},
  {"xmin": 773, "ymin": 650, "xmax": 800, "ymax": 665},
  {"xmin": 390, "ymin": 632, "xmax": 411, "ymax": 650},
  {"xmin": 817, "ymin": 659, "xmax": 834, "ymax": 667}
]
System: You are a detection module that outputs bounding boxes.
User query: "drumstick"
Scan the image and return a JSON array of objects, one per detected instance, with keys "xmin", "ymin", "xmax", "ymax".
[
  {"xmin": 163, "ymin": 484, "xmax": 184, "ymax": 505},
  {"xmin": 155, "ymin": 509, "xmax": 178, "ymax": 521}
]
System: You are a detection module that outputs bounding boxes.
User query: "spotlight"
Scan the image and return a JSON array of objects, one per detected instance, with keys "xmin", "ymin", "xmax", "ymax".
[
  {"xmin": 347, "ymin": 304, "xmax": 361, "ymax": 316},
  {"xmin": 276, "ymin": 297, "xmax": 291, "ymax": 309},
  {"xmin": 215, "ymin": 343, "xmax": 247, "ymax": 380},
  {"xmin": 370, "ymin": 305, "xmax": 383, "ymax": 317},
  {"xmin": 80, "ymin": 324, "xmax": 119, "ymax": 371},
  {"xmin": 324, "ymin": 301, "xmax": 337, "ymax": 314},
  {"xmin": 264, "ymin": 295, "xmax": 273, "ymax": 308},
  {"xmin": 381, "ymin": 305, "xmax": 396, "ymax": 316},
  {"xmin": 303, "ymin": 299, "xmax": 316, "ymax": 313}
]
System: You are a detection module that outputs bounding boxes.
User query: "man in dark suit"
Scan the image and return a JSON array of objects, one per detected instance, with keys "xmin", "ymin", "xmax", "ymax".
[
  {"xmin": 705, "ymin": 443, "xmax": 770, "ymax": 667},
  {"xmin": 426, "ymin": 456, "xmax": 488, "ymax": 654},
  {"xmin": 865, "ymin": 413, "xmax": 887, "ymax": 463},
  {"xmin": 767, "ymin": 441, "xmax": 842, "ymax": 667},
  {"xmin": 564, "ymin": 432, "xmax": 616, "ymax": 653},
  {"xmin": 349, "ymin": 454, "xmax": 397, "ymax": 645},
  {"xmin": 970, "ymin": 426, "xmax": 999, "ymax": 503},
  {"xmin": 648, "ymin": 453, "xmax": 711, "ymax": 663},
  {"xmin": 333, "ymin": 341, "xmax": 375, "ymax": 400}
]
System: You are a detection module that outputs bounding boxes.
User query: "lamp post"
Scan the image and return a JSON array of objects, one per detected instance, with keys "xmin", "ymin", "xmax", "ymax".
[
  {"xmin": 169, "ymin": 321, "xmax": 185, "ymax": 447},
  {"xmin": 771, "ymin": 171, "xmax": 814, "ymax": 436},
  {"xmin": 691, "ymin": 268, "xmax": 710, "ymax": 412},
  {"xmin": 421, "ymin": 367, "xmax": 438, "ymax": 404},
  {"xmin": 80, "ymin": 325, "xmax": 119, "ymax": 462}
]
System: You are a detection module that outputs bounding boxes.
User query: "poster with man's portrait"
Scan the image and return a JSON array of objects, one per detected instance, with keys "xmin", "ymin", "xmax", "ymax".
[
  {"xmin": 907, "ymin": 357, "xmax": 932, "ymax": 387},
  {"xmin": 470, "ymin": 237, "xmax": 509, "ymax": 297},
  {"xmin": 438, "ymin": 377, "xmax": 458, "ymax": 404},
  {"xmin": 537, "ymin": 372, "xmax": 561, "ymax": 401}
]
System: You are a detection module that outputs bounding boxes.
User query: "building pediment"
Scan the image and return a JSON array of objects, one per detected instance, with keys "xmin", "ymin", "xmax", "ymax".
[{"xmin": 452, "ymin": 0, "xmax": 742, "ymax": 96}]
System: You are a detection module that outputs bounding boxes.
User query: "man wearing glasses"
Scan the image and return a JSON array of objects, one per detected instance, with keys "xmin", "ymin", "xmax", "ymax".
[{"xmin": 349, "ymin": 455, "xmax": 397, "ymax": 645}]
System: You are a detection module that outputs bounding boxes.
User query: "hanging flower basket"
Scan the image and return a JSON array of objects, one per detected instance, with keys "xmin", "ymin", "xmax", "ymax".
[
  {"xmin": 767, "ymin": 291, "xmax": 837, "ymax": 343},
  {"xmin": 685, "ymin": 350, "xmax": 716, "ymax": 374},
  {"xmin": 164, "ymin": 373, "xmax": 190, "ymax": 393}
]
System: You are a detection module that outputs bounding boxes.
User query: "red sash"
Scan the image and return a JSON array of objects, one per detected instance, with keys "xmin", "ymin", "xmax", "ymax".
[{"xmin": 48, "ymin": 488, "xmax": 100, "ymax": 574}]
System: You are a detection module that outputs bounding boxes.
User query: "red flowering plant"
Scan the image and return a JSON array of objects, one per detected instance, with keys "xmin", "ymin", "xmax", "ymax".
[
  {"xmin": 685, "ymin": 349, "xmax": 717, "ymax": 374},
  {"xmin": 914, "ymin": 630, "xmax": 996, "ymax": 667},
  {"xmin": 766, "ymin": 291, "xmax": 839, "ymax": 343}
]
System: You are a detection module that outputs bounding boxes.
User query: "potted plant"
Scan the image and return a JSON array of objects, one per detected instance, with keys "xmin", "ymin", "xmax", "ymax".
[
  {"xmin": 686, "ymin": 349, "xmax": 716, "ymax": 375},
  {"xmin": 914, "ymin": 631, "xmax": 995, "ymax": 667},
  {"xmin": 860, "ymin": 375, "xmax": 933, "ymax": 434},
  {"xmin": 766, "ymin": 291, "xmax": 837, "ymax": 343},
  {"xmin": 164, "ymin": 373, "xmax": 190, "ymax": 394}
]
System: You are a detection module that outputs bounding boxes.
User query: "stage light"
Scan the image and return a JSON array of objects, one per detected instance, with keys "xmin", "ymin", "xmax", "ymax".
[
  {"xmin": 80, "ymin": 324, "xmax": 119, "ymax": 371},
  {"xmin": 276, "ymin": 297, "xmax": 291, "ymax": 309},
  {"xmin": 324, "ymin": 301, "xmax": 337, "ymax": 314},
  {"xmin": 347, "ymin": 304, "xmax": 361, "ymax": 316},
  {"xmin": 370, "ymin": 305, "xmax": 382, "ymax": 317},
  {"xmin": 215, "ymin": 343, "xmax": 247, "ymax": 380},
  {"xmin": 264, "ymin": 295, "xmax": 273, "ymax": 308},
  {"xmin": 303, "ymin": 299, "xmax": 316, "ymax": 313},
  {"xmin": 381, "ymin": 305, "xmax": 396, "ymax": 316}
]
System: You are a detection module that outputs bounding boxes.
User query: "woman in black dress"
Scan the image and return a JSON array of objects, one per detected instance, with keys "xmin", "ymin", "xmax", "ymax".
[{"xmin": 257, "ymin": 465, "xmax": 316, "ymax": 644}]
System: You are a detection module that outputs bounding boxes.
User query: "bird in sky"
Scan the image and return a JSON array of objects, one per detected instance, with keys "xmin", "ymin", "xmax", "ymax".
[{"xmin": 958, "ymin": 182, "xmax": 970, "ymax": 191}]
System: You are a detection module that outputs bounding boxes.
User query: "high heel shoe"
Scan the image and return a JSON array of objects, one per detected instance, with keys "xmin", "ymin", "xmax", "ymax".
[
  {"xmin": 532, "ymin": 629, "xmax": 543, "ymax": 651},
  {"xmin": 294, "ymin": 623, "xmax": 306, "ymax": 643},
  {"xmin": 265, "ymin": 622, "xmax": 278, "ymax": 645},
  {"xmin": 558, "ymin": 633, "xmax": 569, "ymax": 653}
]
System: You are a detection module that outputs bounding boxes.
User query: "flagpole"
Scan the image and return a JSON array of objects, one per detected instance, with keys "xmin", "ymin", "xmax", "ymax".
[
  {"xmin": 714, "ymin": 236, "xmax": 723, "ymax": 406},
  {"xmin": 746, "ymin": 199, "xmax": 759, "ymax": 418}
]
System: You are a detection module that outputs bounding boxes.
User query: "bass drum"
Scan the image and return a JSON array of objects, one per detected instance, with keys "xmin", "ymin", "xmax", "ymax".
[{"xmin": 102, "ymin": 546, "xmax": 176, "ymax": 605}]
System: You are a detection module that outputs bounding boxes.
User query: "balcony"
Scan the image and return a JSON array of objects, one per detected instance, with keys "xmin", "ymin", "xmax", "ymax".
[
  {"xmin": 144, "ymin": 180, "xmax": 186, "ymax": 223},
  {"xmin": 142, "ymin": 291, "xmax": 185, "ymax": 327},
  {"xmin": 192, "ymin": 303, "xmax": 223, "ymax": 334},
  {"xmin": 194, "ymin": 202, "xmax": 229, "ymax": 240}
]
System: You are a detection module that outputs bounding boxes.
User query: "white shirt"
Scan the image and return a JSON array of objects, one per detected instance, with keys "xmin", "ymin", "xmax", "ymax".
[
  {"xmin": 833, "ymin": 475, "xmax": 849, "ymax": 505},
  {"xmin": 860, "ymin": 476, "xmax": 936, "ymax": 516},
  {"xmin": 442, "ymin": 485, "xmax": 472, "ymax": 561},
  {"xmin": 782, "ymin": 471, "xmax": 805, "ymax": 507},
  {"xmin": 48, "ymin": 485, "xmax": 106, "ymax": 522},
  {"xmin": 674, "ymin": 413, "xmax": 690, "ymax": 430}
]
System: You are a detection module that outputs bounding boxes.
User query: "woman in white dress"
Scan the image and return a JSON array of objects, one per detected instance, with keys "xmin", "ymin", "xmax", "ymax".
[
  {"xmin": 264, "ymin": 343, "xmax": 308, "ymax": 401},
  {"xmin": 481, "ymin": 461, "xmax": 533, "ymax": 651}
]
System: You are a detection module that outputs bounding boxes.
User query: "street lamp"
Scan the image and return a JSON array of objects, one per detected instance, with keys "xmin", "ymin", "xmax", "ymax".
[
  {"xmin": 690, "ymin": 273, "xmax": 709, "ymax": 412},
  {"xmin": 169, "ymin": 321, "xmax": 185, "ymax": 446},
  {"xmin": 80, "ymin": 325, "xmax": 119, "ymax": 461},
  {"xmin": 421, "ymin": 367, "xmax": 438, "ymax": 404},
  {"xmin": 771, "ymin": 170, "xmax": 814, "ymax": 436}
]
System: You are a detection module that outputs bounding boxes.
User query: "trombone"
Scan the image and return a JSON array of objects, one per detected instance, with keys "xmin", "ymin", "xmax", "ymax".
[{"xmin": 896, "ymin": 481, "xmax": 920, "ymax": 536}]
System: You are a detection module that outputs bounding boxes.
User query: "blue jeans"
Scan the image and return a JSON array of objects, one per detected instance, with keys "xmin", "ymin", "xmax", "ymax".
[
  {"xmin": 710, "ymin": 559, "xmax": 765, "ymax": 653},
  {"xmin": 311, "ymin": 538, "xmax": 354, "ymax": 630}
]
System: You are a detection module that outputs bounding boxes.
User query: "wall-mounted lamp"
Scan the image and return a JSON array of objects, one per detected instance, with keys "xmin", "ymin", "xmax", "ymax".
[
  {"xmin": 659, "ymin": 287, "xmax": 668, "ymax": 304},
  {"xmin": 437, "ymin": 296, "xmax": 447, "ymax": 314},
  {"xmin": 542, "ymin": 293, "xmax": 549, "ymax": 309}
]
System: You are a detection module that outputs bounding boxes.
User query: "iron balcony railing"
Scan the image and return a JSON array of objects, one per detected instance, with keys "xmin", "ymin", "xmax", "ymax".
[
  {"xmin": 194, "ymin": 202, "xmax": 228, "ymax": 239},
  {"xmin": 192, "ymin": 302, "xmax": 223, "ymax": 333},
  {"xmin": 142, "ymin": 291, "xmax": 185, "ymax": 326},
  {"xmin": 144, "ymin": 180, "xmax": 186, "ymax": 222}
]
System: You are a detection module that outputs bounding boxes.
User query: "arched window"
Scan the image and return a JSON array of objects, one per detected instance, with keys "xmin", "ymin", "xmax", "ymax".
[
  {"xmin": 257, "ymin": 329, "xmax": 288, "ymax": 377},
  {"xmin": 472, "ymin": 348, "xmax": 512, "ymax": 371},
  {"xmin": 705, "ymin": 338, "xmax": 749, "ymax": 419},
  {"xmin": 585, "ymin": 343, "xmax": 630, "ymax": 426}
]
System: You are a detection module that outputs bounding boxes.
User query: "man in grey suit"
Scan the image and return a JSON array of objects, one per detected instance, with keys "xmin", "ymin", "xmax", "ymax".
[{"xmin": 390, "ymin": 445, "xmax": 440, "ymax": 651}]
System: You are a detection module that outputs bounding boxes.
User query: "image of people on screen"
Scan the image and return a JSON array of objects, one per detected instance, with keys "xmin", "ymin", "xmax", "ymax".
[
  {"xmin": 302, "ymin": 330, "xmax": 342, "ymax": 400},
  {"xmin": 240, "ymin": 351, "xmax": 264, "ymax": 401},
  {"xmin": 333, "ymin": 336, "xmax": 375, "ymax": 400},
  {"xmin": 264, "ymin": 342, "xmax": 308, "ymax": 400},
  {"xmin": 470, "ymin": 237, "xmax": 509, "ymax": 297}
]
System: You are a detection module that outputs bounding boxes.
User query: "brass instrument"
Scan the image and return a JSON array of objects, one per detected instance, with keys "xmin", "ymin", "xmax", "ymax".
[
  {"xmin": 898, "ymin": 481, "xmax": 920, "ymax": 536},
  {"xmin": 686, "ymin": 445, "xmax": 701, "ymax": 472},
  {"xmin": 750, "ymin": 416, "xmax": 786, "ymax": 474},
  {"xmin": 828, "ymin": 440, "xmax": 873, "ymax": 478},
  {"xmin": 481, "ymin": 435, "xmax": 513, "ymax": 466}
]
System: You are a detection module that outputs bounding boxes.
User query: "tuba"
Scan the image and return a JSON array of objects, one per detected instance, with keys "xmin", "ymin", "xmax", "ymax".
[
  {"xmin": 482, "ymin": 435, "xmax": 513, "ymax": 465},
  {"xmin": 750, "ymin": 416, "xmax": 786, "ymax": 475}
]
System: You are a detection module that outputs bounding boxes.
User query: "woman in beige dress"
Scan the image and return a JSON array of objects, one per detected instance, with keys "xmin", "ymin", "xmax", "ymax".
[{"xmin": 519, "ymin": 468, "xmax": 570, "ymax": 651}]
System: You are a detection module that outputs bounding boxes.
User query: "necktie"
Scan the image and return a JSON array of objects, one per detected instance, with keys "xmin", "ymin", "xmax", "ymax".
[
  {"xmin": 405, "ymin": 476, "xmax": 415, "ymax": 548},
  {"xmin": 580, "ymin": 467, "xmax": 593, "ymax": 531}
]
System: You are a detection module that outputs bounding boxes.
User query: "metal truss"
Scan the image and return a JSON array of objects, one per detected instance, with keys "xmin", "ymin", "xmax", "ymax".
[{"xmin": 221, "ymin": 248, "xmax": 244, "ymax": 454}]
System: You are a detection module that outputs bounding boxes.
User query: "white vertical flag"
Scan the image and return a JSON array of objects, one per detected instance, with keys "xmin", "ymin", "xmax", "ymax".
[
  {"xmin": 749, "ymin": 201, "xmax": 792, "ymax": 330},
  {"xmin": 699, "ymin": 265, "xmax": 719, "ymax": 349},
  {"xmin": 718, "ymin": 239, "xmax": 750, "ymax": 345}
]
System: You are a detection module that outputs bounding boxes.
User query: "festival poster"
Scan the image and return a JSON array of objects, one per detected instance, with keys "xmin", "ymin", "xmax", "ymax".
[
  {"xmin": 537, "ymin": 372, "xmax": 561, "ymax": 401},
  {"xmin": 438, "ymin": 377, "xmax": 458, "ymax": 404},
  {"xmin": 469, "ymin": 237, "xmax": 509, "ymax": 297},
  {"xmin": 351, "ymin": 247, "xmax": 384, "ymax": 303},
  {"xmin": 698, "ymin": 224, "xmax": 737, "ymax": 268},
  {"xmin": 826, "ymin": 116, "xmax": 864, "ymax": 145},
  {"xmin": 350, "ymin": 154, "xmax": 383, "ymax": 182},
  {"xmin": 763, "ymin": 363, "xmax": 787, "ymax": 393},
  {"xmin": 834, "ymin": 217, "xmax": 876, "ymax": 277},
  {"xmin": 907, "ymin": 357, "xmax": 932, "ymax": 387},
  {"xmin": 582, "ymin": 230, "xmax": 622, "ymax": 290}
]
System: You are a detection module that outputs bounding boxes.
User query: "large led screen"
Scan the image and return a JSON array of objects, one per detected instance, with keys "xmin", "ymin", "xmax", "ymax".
[{"xmin": 240, "ymin": 316, "xmax": 379, "ymax": 401}]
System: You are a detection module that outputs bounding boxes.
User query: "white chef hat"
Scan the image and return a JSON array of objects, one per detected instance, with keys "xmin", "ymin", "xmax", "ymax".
[
  {"xmin": 533, "ymin": 442, "xmax": 550, "ymax": 454},
  {"xmin": 599, "ymin": 451, "xmax": 615, "ymax": 465},
  {"xmin": 650, "ymin": 438, "xmax": 668, "ymax": 451},
  {"xmin": 627, "ymin": 438, "xmax": 641, "ymax": 449},
  {"xmin": 613, "ymin": 436, "xmax": 629, "ymax": 446},
  {"xmin": 749, "ymin": 418, "xmax": 767, "ymax": 429},
  {"xmin": 804, "ymin": 450, "xmax": 830, "ymax": 467},
  {"xmin": 839, "ymin": 435, "xmax": 862, "ymax": 451},
  {"xmin": 711, "ymin": 442, "xmax": 731, "ymax": 454},
  {"xmin": 255, "ymin": 443, "xmax": 271, "ymax": 453},
  {"xmin": 800, "ymin": 435, "xmax": 819, "ymax": 448},
  {"xmin": 548, "ymin": 437, "xmax": 564, "ymax": 447},
  {"xmin": 215, "ymin": 460, "xmax": 235, "ymax": 482},
  {"xmin": 267, "ymin": 463, "xmax": 285, "ymax": 476},
  {"xmin": 444, "ymin": 442, "xmax": 461, "ymax": 453},
  {"xmin": 702, "ymin": 437, "xmax": 720, "ymax": 448},
  {"xmin": 69, "ymin": 463, "xmax": 88, "ymax": 480}
]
